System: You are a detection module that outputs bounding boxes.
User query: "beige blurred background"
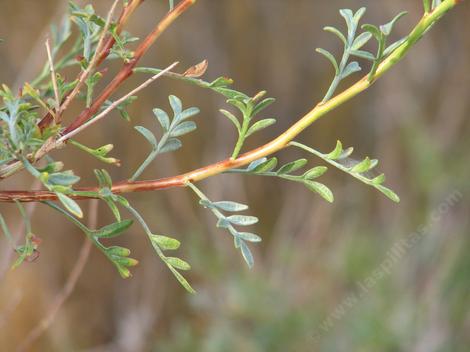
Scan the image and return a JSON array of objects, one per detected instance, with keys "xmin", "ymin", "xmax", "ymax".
[{"xmin": 0, "ymin": 1, "xmax": 469, "ymax": 351}]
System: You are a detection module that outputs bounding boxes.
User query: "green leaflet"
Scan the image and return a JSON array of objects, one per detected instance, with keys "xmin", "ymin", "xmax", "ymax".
[
  {"xmin": 151, "ymin": 235, "xmax": 181, "ymax": 250},
  {"xmin": 56, "ymin": 193, "xmax": 83, "ymax": 218},
  {"xmin": 92, "ymin": 219, "xmax": 134, "ymax": 238},
  {"xmin": 188, "ymin": 182, "xmax": 261, "ymax": 269}
]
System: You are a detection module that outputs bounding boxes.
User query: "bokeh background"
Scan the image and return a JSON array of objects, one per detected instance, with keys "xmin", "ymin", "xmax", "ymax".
[{"xmin": 0, "ymin": 1, "xmax": 469, "ymax": 351}]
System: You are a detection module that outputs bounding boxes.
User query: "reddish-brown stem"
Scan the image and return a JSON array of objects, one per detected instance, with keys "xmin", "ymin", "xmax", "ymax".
[
  {"xmin": 0, "ymin": 136, "xmax": 283, "ymax": 202},
  {"xmin": 63, "ymin": 0, "xmax": 196, "ymax": 134}
]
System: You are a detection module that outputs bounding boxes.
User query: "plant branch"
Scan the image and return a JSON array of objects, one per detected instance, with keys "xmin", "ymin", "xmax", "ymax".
[
  {"xmin": 58, "ymin": 0, "xmax": 120, "ymax": 116},
  {"xmin": 1, "ymin": 0, "xmax": 193, "ymax": 180},
  {"xmin": 97, "ymin": 0, "xmax": 145, "ymax": 66},
  {"xmin": 58, "ymin": 62, "xmax": 178, "ymax": 143},
  {"xmin": 0, "ymin": 0, "xmax": 462, "ymax": 203},
  {"xmin": 0, "ymin": 62, "xmax": 175, "ymax": 180},
  {"xmin": 63, "ymin": 0, "xmax": 197, "ymax": 134},
  {"xmin": 37, "ymin": 0, "xmax": 145, "ymax": 130}
]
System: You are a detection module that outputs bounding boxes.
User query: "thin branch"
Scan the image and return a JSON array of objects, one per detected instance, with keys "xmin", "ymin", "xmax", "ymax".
[
  {"xmin": 58, "ymin": 0, "xmax": 120, "ymax": 115},
  {"xmin": 45, "ymin": 38, "xmax": 60, "ymax": 122},
  {"xmin": 97, "ymin": 0, "xmax": 145, "ymax": 66},
  {"xmin": 63, "ymin": 0, "xmax": 197, "ymax": 134},
  {"xmin": 0, "ymin": 0, "xmax": 462, "ymax": 202},
  {"xmin": 0, "ymin": 63, "xmax": 179, "ymax": 179},
  {"xmin": 37, "ymin": 0, "xmax": 145, "ymax": 130},
  {"xmin": 16, "ymin": 200, "xmax": 99, "ymax": 352},
  {"xmin": 58, "ymin": 62, "xmax": 178, "ymax": 143},
  {"xmin": 0, "ymin": 0, "xmax": 192, "ymax": 181}
]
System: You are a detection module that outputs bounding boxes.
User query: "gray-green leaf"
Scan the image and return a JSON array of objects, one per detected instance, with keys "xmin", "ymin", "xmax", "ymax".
[
  {"xmin": 253, "ymin": 157, "xmax": 278, "ymax": 173},
  {"xmin": 303, "ymin": 166, "xmax": 328, "ymax": 180},
  {"xmin": 324, "ymin": 26, "xmax": 346, "ymax": 45},
  {"xmin": 236, "ymin": 232, "xmax": 262, "ymax": 243},
  {"xmin": 246, "ymin": 118, "xmax": 276, "ymax": 137},
  {"xmin": 252, "ymin": 97, "xmax": 275, "ymax": 116},
  {"xmin": 178, "ymin": 107, "xmax": 200, "ymax": 121},
  {"xmin": 240, "ymin": 241, "xmax": 254, "ymax": 268},
  {"xmin": 135, "ymin": 126, "xmax": 157, "ymax": 148},
  {"xmin": 341, "ymin": 61, "xmax": 361, "ymax": 79},
  {"xmin": 153, "ymin": 108, "xmax": 170, "ymax": 131},
  {"xmin": 170, "ymin": 121, "xmax": 197, "ymax": 137},
  {"xmin": 372, "ymin": 173, "xmax": 386, "ymax": 185},
  {"xmin": 220, "ymin": 109, "xmax": 241, "ymax": 131},
  {"xmin": 168, "ymin": 265, "xmax": 195, "ymax": 293},
  {"xmin": 160, "ymin": 138, "xmax": 182, "ymax": 153},
  {"xmin": 48, "ymin": 172, "xmax": 80, "ymax": 186},
  {"xmin": 304, "ymin": 181, "xmax": 334, "ymax": 203},
  {"xmin": 94, "ymin": 219, "xmax": 133, "ymax": 238},
  {"xmin": 351, "ymin": 32, "xmax": 372, "ymax": 50},
  {"xmin": 316, "ymin": 48, "xmax": 339, "ymax": 75},
  {"xmin": 57, "ymin": 193, "xmax": 83, "ymax": 218},
  {"xmin": 247, "ymin": 158, "xmax": 268, "ymax": 171},
  {"xmin": 277, "ymin": 159, "xmax": 308, "ymax": 175},
  {"xmin": 226, "ymin": 215, "xmax": 259, "ymax": 226},
  {"xmin": 377, "ymin": 185, "xmax": 400, "ymax": 203},
  {"xmin": 212, "ymin": 201, "xmax": 248, "ymax": 212},
  {"xmin": 351, "ymin": 157, "xmax": 371, "ymax": 173},
  {"xmin": 151, "ymin": 235, "xmax": 181, "ymax": 250},
  {"xmin": 380, "ymin": 12, "xmax": 407, "ymax": 36},
  {"xmin": 166, "ymin": 257, "xmax": 191, "ymax": 271},
  {"xmin": 350, "ymin": 49, "xmax": 376, "ymax": 61},
  {"xmin": 169, "ymin": 95, "xmax": 182, "ymax": 116},
  {"xmin": 326, "ymin": 140, "xmax": 343, "ymax": 160}
]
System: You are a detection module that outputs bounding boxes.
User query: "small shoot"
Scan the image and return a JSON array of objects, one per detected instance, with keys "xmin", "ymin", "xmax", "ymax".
[
  {"xmin": 187, "ymin": 182, "xmax": 261, "ymax": 268},
  {"xmin": 124, "ymin": 203, "xmax": 195, "ymax": 293},
  {"xmin": 131, "ymin": 95, "xmax": 200, "ymax": 181},
  {"xmin": 317, "ymin": 8, "xmax": 371, "ymax": 102},
  {"xmin": 290, "ymin": 141, "xmax": 400, "ymax": 203},
  {"xmin": 228, "ymin": 157, "xmax": 333, "ymax": 203},
  {"xmin": 69, "ymin": 139, "xmax": 120, "ymax": 165},
  {"xmin": 20, "ymin": 156, "xmax": 84, "ymax": 218},
  {"xmin": 355, "ymin": 12, "xmax": 408, "ymax": 81},
  {"xmin": 91, "ymin": 169, "xmax": 194, "ymax": 292},
  {"xmin": 220, "ymin": 91, "xmax": 276, "ymax": 159},
  {"xmin": 44, "ymin": 200, "xmax": 138, "ymax": 279},
  {"xmin": 135, "ymin": 64, "xmax": 276, "ymax": 154}
]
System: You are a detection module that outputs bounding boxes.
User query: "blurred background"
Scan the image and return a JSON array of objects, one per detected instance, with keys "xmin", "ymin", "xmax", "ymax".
[{"xmin": 0, "ymin": 0, "xmax": 469, "ymax": 351}]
